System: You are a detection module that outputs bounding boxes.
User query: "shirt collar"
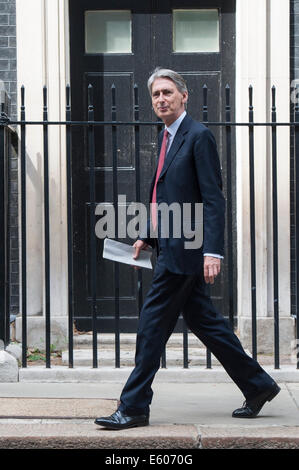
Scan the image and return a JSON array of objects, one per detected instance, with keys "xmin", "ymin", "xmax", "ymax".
[{"xmin": 165, "ymin": 110, "xmax": 186, "ymax": 137}]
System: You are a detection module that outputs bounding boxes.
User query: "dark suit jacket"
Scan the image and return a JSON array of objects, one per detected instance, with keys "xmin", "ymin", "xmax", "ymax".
[{"xmin": 140, "ymin": 113, "xmax": 225, "ymax": 275}]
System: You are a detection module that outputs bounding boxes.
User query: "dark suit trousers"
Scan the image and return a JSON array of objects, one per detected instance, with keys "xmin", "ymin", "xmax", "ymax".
[{"xmin": 118, "ymin": 250, "xmax": 275, "ymax": 417}]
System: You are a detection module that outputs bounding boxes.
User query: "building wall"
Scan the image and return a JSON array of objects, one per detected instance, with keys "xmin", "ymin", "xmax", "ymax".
[
  {"xmin": 0, "ymin": 0, "xmax": 18, "ymax": 316},
  {"xmin": 0, "ymin": 0, "xmax": 16, "ymax": 118}
]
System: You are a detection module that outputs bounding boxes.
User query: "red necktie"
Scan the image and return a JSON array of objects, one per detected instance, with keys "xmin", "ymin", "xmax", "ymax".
[{"xmin": 151, "ymin": 129, "xmax": 169, "ymax": 231}]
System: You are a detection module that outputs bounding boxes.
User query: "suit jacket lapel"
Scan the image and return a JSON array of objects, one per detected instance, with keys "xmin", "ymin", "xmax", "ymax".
[
  {"xmin": 149, "ymin": 114, "xmax": 193, "ymax": 197},
  {"xmin": 160, "ymin": 114, "xmax": 192, "ymax": 179}
]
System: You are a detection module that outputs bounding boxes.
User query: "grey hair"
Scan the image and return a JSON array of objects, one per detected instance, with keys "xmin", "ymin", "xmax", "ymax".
[{"xmin": 147, "ymin": 67, "xmax": 188, "ymax": 95}]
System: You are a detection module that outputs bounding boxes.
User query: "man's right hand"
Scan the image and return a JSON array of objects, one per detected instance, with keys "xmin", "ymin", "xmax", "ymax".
[{"xmin": 132, "ymin": 240, "xmax": 149, "ymax": 270}]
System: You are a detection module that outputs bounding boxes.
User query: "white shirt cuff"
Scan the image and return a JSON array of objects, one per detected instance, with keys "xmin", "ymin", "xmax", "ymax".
[{"xmin": 203, "ymin": 253, "xmax": 224, "ymax": 259}]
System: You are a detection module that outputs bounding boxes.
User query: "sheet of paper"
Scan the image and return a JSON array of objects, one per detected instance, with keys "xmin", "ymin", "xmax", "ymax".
[{"xmin": 102, "ymin": 238, "xmax": 153, "ymax": 270}]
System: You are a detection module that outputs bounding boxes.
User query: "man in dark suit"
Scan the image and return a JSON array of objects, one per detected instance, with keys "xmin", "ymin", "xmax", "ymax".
[{"xmin": 95, "ymin": 68, "xmax": 280, "ymax": 430}]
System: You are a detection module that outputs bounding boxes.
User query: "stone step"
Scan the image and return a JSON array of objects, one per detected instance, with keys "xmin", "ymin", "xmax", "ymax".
[
  {"xmin": 18, "ymin": 365, "xmax": 299, "ymax": 384},
  {"xmin": 73, "ymin": 333, "xmax": 205, "ymax": 349},
  {"xmin": 1, "ymin": 421, "xmax": 298, "ymax": 449},
  {"xmin": 62, "ymin": 347, "xmax": 221, "ymax": 367}
]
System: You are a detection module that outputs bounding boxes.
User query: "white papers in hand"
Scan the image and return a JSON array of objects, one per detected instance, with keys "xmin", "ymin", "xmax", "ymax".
[{"xmin": 102, "ymin": 238, "xmax": 152, "ymax": 270}]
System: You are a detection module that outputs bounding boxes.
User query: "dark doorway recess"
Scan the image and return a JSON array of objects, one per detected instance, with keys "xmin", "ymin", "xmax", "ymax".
[{"xmin": 69, "ymin": 0, "xmax": 236, "ymax": 332}]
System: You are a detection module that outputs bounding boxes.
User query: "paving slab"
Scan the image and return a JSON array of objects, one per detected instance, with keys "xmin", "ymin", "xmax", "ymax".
[
  {"xmin": 0, "ymin": 382, "xmax": 120, "ymax": 398},
  {"xmin": 0, "ymin": 397, "xmax": 117, "ymax": 419},
  {"xmin": 150, "ymin": 382, "xmax": 298, "ymax": 426}
]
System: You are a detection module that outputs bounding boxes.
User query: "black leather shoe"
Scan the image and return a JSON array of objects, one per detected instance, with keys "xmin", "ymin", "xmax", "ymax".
[
  {"xmin": 232, "ymin": 383, "xmax": 281, "ymax": 418},
  {"xmin": 94, "ymin": 409, "xmax": 149, "ymax": 430}
]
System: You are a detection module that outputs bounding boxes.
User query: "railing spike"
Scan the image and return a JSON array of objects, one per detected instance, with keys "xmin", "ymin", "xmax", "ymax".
[
  {"xmin": 88, "ymin": 84, "xmax": 93, "ymax": 108},
  {"xmin": 21, "ymin": 85, "xmax": 25, "ymax": 107},
  {"xmin": 202, "ymin": 84, "xmax": 208, "ymax": 122},
  {"xmin": 249, "ymin": 85, "xmax": 253, "ymax": 107},
  {"xmin": 43, "ymin": 85, "xmax": 47, "ymax": 107},
  {"xmin": 66, "ymin": 84, "xmax": 70, "ymax": 107},
  {"xmin": 225, "ymin": 84, "xmax": 230, "ymax": 107},
  {"xmin": 111, "ymin": 84, "xmax": 116, "ymax": 120}
]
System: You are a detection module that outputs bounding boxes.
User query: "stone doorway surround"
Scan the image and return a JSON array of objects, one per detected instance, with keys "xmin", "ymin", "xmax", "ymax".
[{"xmin": 235, "ymin": 0, "xmax": 294, "ymax": 354}]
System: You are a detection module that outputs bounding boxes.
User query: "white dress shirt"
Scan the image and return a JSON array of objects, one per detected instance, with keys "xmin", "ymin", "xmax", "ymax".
[{"xmin": 164, "ymin": 111, "xmax": 223, "ymax": 260}]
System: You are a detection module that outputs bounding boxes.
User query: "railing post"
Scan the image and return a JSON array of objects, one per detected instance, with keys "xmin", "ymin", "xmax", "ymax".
[
  {"xmin": 0, "ymin": 89, "xmax": 10, "ymax": 347},
  {"xmin": 43, "ymin": 86, "xmax": 51, "ymax": 368},
  {"xmin": 134, "ymin": 84, "xmax": 144, "ymax": 316},
  {"xmin": 248, "ymin": 85, "xmax": 257, "ymax": 361},
  {"xmin": 66, "ymin": 84, "xmax": 74, "ymax": 368},
  {"xmin": 111, "ymin": 84, "xmax": 120, "ymax": 368},
  {"xmin": 88, "ymin": 84, "xmax": 98, "ymax": 368},
  {"xmin": 295, "ymin": 87, "xmax": 299, "ymax": 369},
  {"xmin": 202, "ymin": 84, "xmax": 211, "ymax": 369},
  {"xmin": 225, "ymin": 84, "xmax": 234, "ymax": 330},
  {"xmin": 20, "ymin": 85, "xmax": 27, "ymax": 367},
  {"xmin": 271, "ymin": 86, "xmax": 280, "ymax": 369}
]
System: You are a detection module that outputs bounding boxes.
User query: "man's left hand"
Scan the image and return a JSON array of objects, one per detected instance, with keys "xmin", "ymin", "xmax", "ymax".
[{"xmin": 204, "ymin": 256, "xmax": 221, "ymax": 284}]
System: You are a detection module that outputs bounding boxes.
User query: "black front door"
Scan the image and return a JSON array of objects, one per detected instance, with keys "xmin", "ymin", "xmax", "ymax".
[{"xmin": 69, "ymin": 0, "xmax": 236, "ymax": 332}]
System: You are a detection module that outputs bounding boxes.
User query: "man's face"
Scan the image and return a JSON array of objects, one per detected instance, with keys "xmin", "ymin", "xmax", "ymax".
[{"xmin": 151, "ymin": 77, "xmax": 188, "ymax": 126}]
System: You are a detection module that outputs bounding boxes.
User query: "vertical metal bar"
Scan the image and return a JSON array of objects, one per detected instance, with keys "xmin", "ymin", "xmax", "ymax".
[
  {"xmin": 161, "ymin": 350, "xmax": 166, "ymax": 368},
  {"xmin": 248, "ymin": 85, "xmax": 257, "ymax": 360},
  {"xmin": 111, "ymin": 84, "xmax": 120, "ymax": 368},
  {"xmin": 134, "ymin": 85, "xmax": 143, "ymax": 315},
  {"xmin": 203, "ymin": 84, "xmax": 212, "ymax": 369},
  {"xmin": 88, "ymin": 84, "xmax": 98, "ymax": 368},
  {"xmin": 43, "ymin": 86, "xmax": 51, "ymax": 368},
  {"xmin": 66, "ymin": 84, "xmax": 74, "ymax": 368},
  {"xmin": 205, "ymin": 284, "xmax": 212, "ymax": 369},
  {"xmin": 202, "ymin": 84, "xmax": 208, "ymax": 123},
  {"xmin": 0, "ymin": 109, "xmax": 6, "ymax": 346},
  {"xmin": 155, "ymin": 119, "xmax": 166, "ymax": 368},
  {"xmin": 271, "ymin": 86, "xmax": 279, "ymax": 369},
  {"xmin": 5, "ymin": 127, "xmax": 10, "ymax": 346},
  {"xmin": 183, "ymin": 321, "xmax": 188, "ymax": 368},
  {"xmin": 225, "ymin": 85, "xmax": 234, "ymax": 330},
  {"xmin": 294, "ymin": 88, "xmax": 299, "ymax": 369},
  {"xmin": 0, "ymin": 92, "xmax": 11, "ymax": 348},
  {"xmin": 20, "ymin": 86, "xmax": 27, "ymax": 367}
]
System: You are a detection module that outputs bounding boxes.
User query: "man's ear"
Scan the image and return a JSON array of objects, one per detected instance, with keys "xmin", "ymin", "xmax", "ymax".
[
  {"xmin": 184, "ymin": 92, "xmax": 188, "ymax": 110},
  {"xmin": 182, "ymin": 91, "xmax": 188, "ymax": 104}
]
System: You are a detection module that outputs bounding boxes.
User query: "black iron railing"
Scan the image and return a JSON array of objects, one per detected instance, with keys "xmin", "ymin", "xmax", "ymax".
[
  {"xmin": 0, "ymin": 83, "xmax": 298, "ymax": 370},
  {"xmin": 0, "ymin": 93, "xmax": 11, "ymax": 348}
]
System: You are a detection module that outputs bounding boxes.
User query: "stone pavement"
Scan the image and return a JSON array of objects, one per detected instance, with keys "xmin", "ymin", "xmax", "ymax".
[{"xmin": 0, "ymin": 380, "xmax": 298, "ymax": 449}]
